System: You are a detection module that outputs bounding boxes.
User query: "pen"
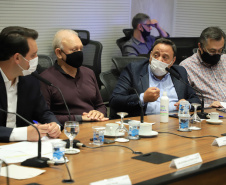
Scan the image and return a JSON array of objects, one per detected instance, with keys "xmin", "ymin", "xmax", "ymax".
[{"xmin": 32, "ymin": 120, "xmax": 38, "ymax": 124}]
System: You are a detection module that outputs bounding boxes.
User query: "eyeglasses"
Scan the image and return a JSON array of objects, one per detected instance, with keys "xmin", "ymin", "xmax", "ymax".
[
  {"xmin": 142, "ymin": 24, "xmax": 152, "ymax": 28},
  {"xmin": 204, "ymin": 47, "xmax": 225, "ymax": 56}
]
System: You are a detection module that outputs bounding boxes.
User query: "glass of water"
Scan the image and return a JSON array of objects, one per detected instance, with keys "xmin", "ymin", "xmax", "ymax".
[
  {"xmin": 64, "ymin": 121, "xmax": 80, "ymax": 154},
  {"xmin": 189, "ymin": 103, "xmax": 201, "ymax": 130}
]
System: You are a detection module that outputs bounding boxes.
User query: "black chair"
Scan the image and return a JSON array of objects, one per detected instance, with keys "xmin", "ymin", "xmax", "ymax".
[
  {"xmin": 112, "ymin": 56, "xmax": 148, "ymax": 74},
  {"xmin": 116, "ymin": 29, "xmax": 133, "ymax": 55},
  {"xmin": 37, "ymin": 54, "xmax": 54, "ymax": 74},
  {"xmin": 167, "ymin": 37, "xmax": 199, "ymax": 65},
  {"xmin": 99, "ymin": 69, "xmax": 119, "ymax": 102},
  {"xmin": 74, "ymin": 30, "xmax": 90, "ymax": 45},
  {"xmin": 82, "ymin": 40, "xmax": 103, "ymax": 88}
]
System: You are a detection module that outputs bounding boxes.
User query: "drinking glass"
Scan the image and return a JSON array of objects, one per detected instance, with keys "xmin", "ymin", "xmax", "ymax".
[
  {"xmin": 189, "ymin": 103, "xmax": 201, "ymax": 130},
  {"xmin": 64, "ymin": 121, "xmax": 80, "ymax": 154},
  {"xmin": 115, "ymin": 112, "xmax": 129, "ymax": 142}
]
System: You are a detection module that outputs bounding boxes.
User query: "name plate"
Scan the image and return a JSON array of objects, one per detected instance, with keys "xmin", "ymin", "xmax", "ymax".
[
  {"xmin": 90, "ymin": 175, "xmax": 132, "ymax": 185},
  {"xmin": 212, "ymin": 137, "xmax": 226, "ymax": 147},
  {"xmin": 170, "ymin": 153, "xmax": 202, "ymax": 169}
]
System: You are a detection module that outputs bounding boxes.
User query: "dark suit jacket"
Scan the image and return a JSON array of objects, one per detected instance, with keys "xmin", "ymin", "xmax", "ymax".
[
  {"xmin": 0, "ymin": 72, "xmax": 60, "ymax": 142},
  {"xmin": 109, "ymin": 60, "xmax": 201, "ymax": 118}
]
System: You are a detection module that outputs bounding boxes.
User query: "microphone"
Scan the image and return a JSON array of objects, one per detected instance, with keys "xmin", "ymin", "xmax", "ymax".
[
  {"xmin": 31, "ymin": 72, "xmax": 71, "ymax": 121},
  {"xmin": 129, "ymin": 88, "xmax": 144, "ymax": 123},
  {"xmin": 0, "ymin": 108, "xmax": 49, "ymax": 168},
  {"xmin": 165, "ymin": 67, "xmax": 208, "ymax": 119}
]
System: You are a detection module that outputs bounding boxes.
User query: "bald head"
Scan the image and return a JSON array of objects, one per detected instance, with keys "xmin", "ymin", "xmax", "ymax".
[{"xmin": 52, "ymin": 29, "xmax": 82, "ymax": 51}]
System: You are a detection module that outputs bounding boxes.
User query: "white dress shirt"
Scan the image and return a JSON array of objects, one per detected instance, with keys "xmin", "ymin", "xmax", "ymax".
[{"xmin": 0, "ymin": 68, "xmax": 27, "ymax": 141}]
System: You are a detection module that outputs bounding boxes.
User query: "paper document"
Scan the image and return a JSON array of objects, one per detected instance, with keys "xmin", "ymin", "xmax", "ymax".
[
  {"xmin": 0, "ymin": 139, "xmax": 61, "ymax": 163},
  {"xmin": 1, "ymin": 164, "xmax": 45, "ymax": 179},
  {"xmin": 220, "ymin": 102, "xmax": 226, "ymax": 108}
]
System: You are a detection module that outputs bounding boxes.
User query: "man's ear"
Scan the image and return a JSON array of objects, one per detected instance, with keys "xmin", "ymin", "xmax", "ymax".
[
  {"xmin": 55, "ymin": 48, "xmax": 63, "ymax": 59},
  {"xmin": 13, "ymin": 53, "xmax": 21, "ymax": 64},
  {"xmin": 138, "ymin": 23, "xmax": 143, "ymax": 31}
]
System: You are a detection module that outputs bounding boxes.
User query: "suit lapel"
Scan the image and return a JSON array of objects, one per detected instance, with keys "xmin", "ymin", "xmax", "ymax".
[
  {"xmin": 140, "ymin": 63, "xmax": 149, "ymax": 92},
  {"xmin": 0, "ymin": 73, "xmax": 7, "ymax": 126}
]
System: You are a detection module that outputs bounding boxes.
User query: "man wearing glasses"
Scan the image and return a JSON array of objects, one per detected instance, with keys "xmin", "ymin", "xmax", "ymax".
[
  {"xmin": 122, "ymin": 13, "xmax": 169, "ymax": 56},
  {"xmin": 180, "ymin": 27, "xmax": 226, "ymax": 108}
]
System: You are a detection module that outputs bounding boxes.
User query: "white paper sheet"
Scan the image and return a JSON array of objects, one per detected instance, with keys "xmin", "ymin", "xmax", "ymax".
[
  {"xmin": 220, "ymin": 102, "xmax": 226, "ymax": 108},
  {"xmin": 1, "ymin": 164, "xmax": 45, "ymax": 179},
  {"xmin": 0, "ymin": 139, "xmax": 61, "ymax": 163},
  {"xmin": 90, "ymin": 175, "xmax": 132, "ymax": 185}
]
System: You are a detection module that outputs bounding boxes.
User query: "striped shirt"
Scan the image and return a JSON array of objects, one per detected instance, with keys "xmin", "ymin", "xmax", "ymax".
[{"xmin": 180, "ymin": 51, "xmax": 226, "ymax": 106}]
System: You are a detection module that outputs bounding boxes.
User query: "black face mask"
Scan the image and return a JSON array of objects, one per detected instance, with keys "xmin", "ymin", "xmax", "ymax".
[
  {"xmin": 62, "ymin": 50, "xmax": 83, "ymax": 68},
  {"xmin": 141, "ymin": 25, "xmax": 150, "ymax": 40},
  {"xmin": 200, "ymin": 50, "xmax": 221, "ymax": 66}
]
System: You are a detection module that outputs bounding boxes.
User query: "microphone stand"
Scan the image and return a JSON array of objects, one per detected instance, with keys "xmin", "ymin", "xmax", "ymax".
[
  {"xmin": 0, "ymin": 108, "xmax": 49, "ymax": 168},
  {"xmin": 165, "ymin": 67, "xmax": 208, "ymax": 119},
  {"xmin": 129, "ymin": 88, "xmax": 144, "ymax": 123}
]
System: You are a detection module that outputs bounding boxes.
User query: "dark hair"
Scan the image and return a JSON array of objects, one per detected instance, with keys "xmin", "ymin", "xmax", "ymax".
[
  {"xmin": 152, "ymin": 38, "xmax": 177, "ymax": 57},
  {"xmin": 199, "ymin": 27, "xmax": 226, "ymax": 47},
  {"xmin": 132, "ymin": 13, "xmax": 150, "ymax": 29},
  {"xmin": 0, "ymin": 26, "xmax": 38, "ymax": 61}
]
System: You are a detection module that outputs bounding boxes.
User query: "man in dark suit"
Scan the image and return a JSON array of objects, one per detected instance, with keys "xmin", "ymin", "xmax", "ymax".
[
  {"xmin": 110, "ymin": 38, "xmax": 201, "ymax": 117},
  {"xmin": 0, "ymin": 26, "xmax": 61, "ymax": 142}
]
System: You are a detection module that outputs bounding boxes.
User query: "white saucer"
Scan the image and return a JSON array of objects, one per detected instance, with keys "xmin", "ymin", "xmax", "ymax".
[
  {"xmin": 53, "ymin": 157, "xmax": 69, "ymax": 164},
  {"xmin": 206, "ymin": 119, "xmax": 223, "ymax": 125},
  {"xmin": 139, "ymin": 131, "xmax": 158, "ymax": 138},
  {"xmin": 65, "ymin": 148, "xmax": 80, "ymax": 154}
]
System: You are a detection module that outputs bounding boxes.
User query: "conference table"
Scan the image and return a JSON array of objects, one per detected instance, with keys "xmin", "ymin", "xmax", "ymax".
[{"xmin": 1, "ymin": 108, "xmax": 226, "ymax": 185}]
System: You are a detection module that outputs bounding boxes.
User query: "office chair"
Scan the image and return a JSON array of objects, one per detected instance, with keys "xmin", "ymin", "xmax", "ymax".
[
  {"xmin": 116, "ymin": 29, "xmax": 133, "ymax": 55},
  {"xmin": 74, "ymin": 30, "xmax": 90, "ymax": 45},
  {"xmin": 112, "ymin": 56, "xmax": 148, "ymax": 74},
  {"xmin": 123, "ymin": 29, "xmax": 133, "ymax": 38},
  {"xmin": 37, "ymin": 54, "xmax": 54, "ymax": 74},
  {"xmin": 82, "ymin": 40, "xmax": 103, "ymax": 88},
  {"xmin": 99, "ymin": 69, "xmax": 119, "ymax": 102}
]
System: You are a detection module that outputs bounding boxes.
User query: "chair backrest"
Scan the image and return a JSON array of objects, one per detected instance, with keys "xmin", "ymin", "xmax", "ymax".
[
  {"xmin": 167, "ymin": 37, "xmax": 199, "ymax": 65},
  {"xmin": 112, "ymin": 56, "xmax": 148, "ymax": 74},
  {"xmin": 74, "ymin": 30, "xmax": 90, "ymax": 45},
  {"xmin": 99, "ymin": 69, "xmax": 119, "ymax": 101},
  {"xmin": 37, "ymin": 54, "xmax": 54, "ymax": 74},
  {"xmin": 123, "ymin": 28, "xmax": 133, "ymax": 38},
  {"xmin": 82, "ymin": 40, "xmax": 103, "ymax": 88},
  {"xmin": 116, "ymin": 37, "xmax": 131, "ymax": 53}
]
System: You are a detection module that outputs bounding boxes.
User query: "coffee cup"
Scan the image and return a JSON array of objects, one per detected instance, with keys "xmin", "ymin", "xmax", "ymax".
[
  {"xmin": 105, "ymin": 123, "xmax": 118, "ymax": 136},
  {"xmin": 139, "ymin": 123, "xmax": 152, "ymax": 135},
  {"xmin": 208, "ymin": 112, "xmax": 219, "ymax": 121}
]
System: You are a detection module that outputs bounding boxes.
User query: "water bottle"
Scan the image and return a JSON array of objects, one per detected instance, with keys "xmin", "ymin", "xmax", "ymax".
[
  {"xmin": 160, "ymin": 91, "xmax": 169, "ymax": 123},
  {"xmin": 178, "ymin": 100, "xmax": 190, "ymax": 131}
]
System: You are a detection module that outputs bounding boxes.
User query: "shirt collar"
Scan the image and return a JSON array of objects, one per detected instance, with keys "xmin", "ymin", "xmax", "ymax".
[{"xmin": 54, "ymin": 61, "xmax": 80, "ymax": 78}]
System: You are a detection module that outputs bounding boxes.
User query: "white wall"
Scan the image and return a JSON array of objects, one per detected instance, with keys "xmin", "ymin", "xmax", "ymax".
[
  {"xmin": 131, "ymin": 0, "xmax": 174, "ymax": 36},
  {"xmin": 0, "ymin": 0, "xmax": 131, "ymax": 72}
]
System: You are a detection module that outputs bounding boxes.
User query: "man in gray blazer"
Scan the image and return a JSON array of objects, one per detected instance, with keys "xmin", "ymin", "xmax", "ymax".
[{"xmin": 110, "ymin": 38, "xmax": 200, "ymax": 118}]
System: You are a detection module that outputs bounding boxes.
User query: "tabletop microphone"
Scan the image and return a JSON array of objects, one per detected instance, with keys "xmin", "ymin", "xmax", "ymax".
[
  {"xmin": 31, "ymin": 72, "xmax": 71, "ymax": 121},
  {"xmin": 165, "ymin": 67, "xmax": 208, "ymax": 119},
  {"xmin": 129, "ymin": 87, "xmax": 144, "ymax": 123},
  {"xmin": 0, "ymin": 108, "xmax": 49, "ymax": 168}
]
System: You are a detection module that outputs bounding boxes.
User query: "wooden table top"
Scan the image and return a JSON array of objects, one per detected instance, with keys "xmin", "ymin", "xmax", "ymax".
[{"xmin": 1, "ymin": 108, "xmax": 226, "ymax": 185}]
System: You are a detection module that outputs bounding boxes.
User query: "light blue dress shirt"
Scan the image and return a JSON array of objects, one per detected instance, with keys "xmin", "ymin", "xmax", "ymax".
[{"xmin": 140, "ymin": 65, "xmax": 178, "ymax": 114}]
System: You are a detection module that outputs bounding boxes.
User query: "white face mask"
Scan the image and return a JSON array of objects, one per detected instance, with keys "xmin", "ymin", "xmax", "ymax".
[
  {"xmin": 150, "ymin": 57, "xmax": 171, "ymax": 77},
  {"xmin": 18, "ymin": 56, "xmax": 38, "ymax": 76}
]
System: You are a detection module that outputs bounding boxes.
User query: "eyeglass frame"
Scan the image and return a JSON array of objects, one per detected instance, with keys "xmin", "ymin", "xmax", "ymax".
[{"xmin": 203, "ymin": 46, "xmax": 225, "ymax": 56}]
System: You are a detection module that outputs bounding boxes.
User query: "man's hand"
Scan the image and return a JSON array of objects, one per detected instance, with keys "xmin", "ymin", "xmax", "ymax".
[
  {"xmin": 82, "ymin": 110, "xmax": 109, "ymax": 122},
  {"xmin": 27, "ymin": 124, "xmax": 49, "ymax": 141},
  {"xmin": 143, "ymin": 87, "xmax": 160, "ymax": 103},
  {"xmin": 150, "ymin": 19, "xmax": 159, "ymax": 28},
  {"xmin": 47, "ymin": 122, "xmax": 61, "ymax": 138},
  {"xmin": 174, "ymin": 99, "xmax": 186, "ymax": 110},
  {"xmin": 209, "ymin": 101, "xmax": 223, "ymax": 108}
]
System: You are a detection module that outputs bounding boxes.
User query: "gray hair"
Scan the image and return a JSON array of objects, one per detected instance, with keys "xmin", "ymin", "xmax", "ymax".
[
  {"xmin": 199, "ymin": 27, "xmax": 226, "ymax": 47},
  {"xmin": 132, "ymin": 13, "xmax": 150, "ymax": 29},
  {"xmin": 52, "ymin": 29, "xmax": 78, "ymax": 50}
]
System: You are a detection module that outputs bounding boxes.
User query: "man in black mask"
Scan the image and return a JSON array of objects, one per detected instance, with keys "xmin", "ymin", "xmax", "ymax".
[
  {"xmin": 122, "ymin": 13, "xmax": 169, "ymax": 56},
  {"xmin": 180, "ymin": 27, "xmax": 226, "ymax": 108},
  {"xmin": 40, "ymin": 29, "xmax": 108, "ymax": 126}
]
